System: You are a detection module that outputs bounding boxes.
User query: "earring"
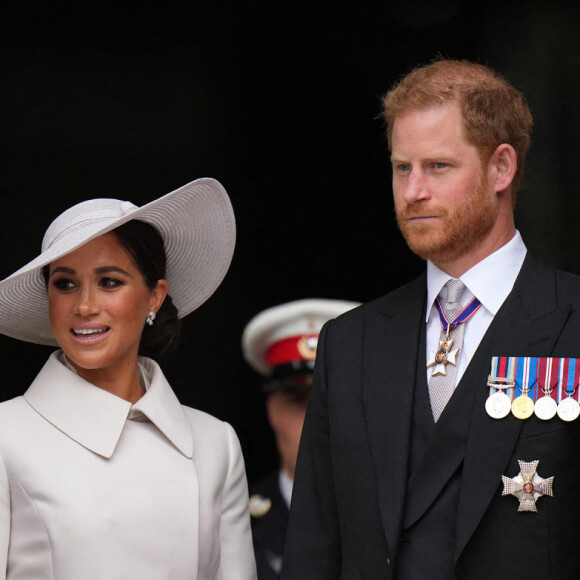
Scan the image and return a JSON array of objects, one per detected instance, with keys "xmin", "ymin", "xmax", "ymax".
[{"xmin": 146, "ymin": 311, "xmax": 156, "ymax": 326}]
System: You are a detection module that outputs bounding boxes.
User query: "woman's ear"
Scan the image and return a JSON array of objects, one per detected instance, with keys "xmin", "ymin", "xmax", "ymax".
[{"xmin": 149, "ymin": 279, "xmax": 168, "ymax": 314}]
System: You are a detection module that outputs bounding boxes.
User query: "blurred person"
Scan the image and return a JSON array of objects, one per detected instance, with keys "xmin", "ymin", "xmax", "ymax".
[
  {"xmin": 0, "ymin": 179, "xmax": 257, "ymax": 579},
  {"xmin": 283, "ymin": 59, "xmax": 580, "ymax": 580},
  {"xmin": 242, "ymin": 299, "xmax": 359, "ymax": 579}
]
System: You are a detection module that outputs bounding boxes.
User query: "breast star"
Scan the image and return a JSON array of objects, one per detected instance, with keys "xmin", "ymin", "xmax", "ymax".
[{"xmin": 501, "ymin": 460, "xmax": 554, "ymax": 512}]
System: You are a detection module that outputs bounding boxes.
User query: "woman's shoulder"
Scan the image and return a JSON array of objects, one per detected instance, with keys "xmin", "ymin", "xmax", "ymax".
[
  {"xmin": 180, "ymin": 405, "xmax": 233, "ymax": 434},
  {"xmin": 0, "ymin": 396, "xmax": 29, "ymax": 419},
  {"xmin": 180, "ymin": 405, "xmax": 242, "ymax": 458}
]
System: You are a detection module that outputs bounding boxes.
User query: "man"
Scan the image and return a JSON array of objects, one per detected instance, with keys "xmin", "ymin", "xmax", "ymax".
[
  {"xmin": 242, "ymin": 299, "xmax": 359, "ymax": 579},
  {"xmin": 282, "ymin": 59, "xmax": 580, "ymax": 579}
]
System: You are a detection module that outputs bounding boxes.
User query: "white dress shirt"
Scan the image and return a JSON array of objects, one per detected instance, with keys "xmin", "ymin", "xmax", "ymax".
[
  {"xmin": 0, "ymin": 351, "xmax": 257, "ymax": 580},
  {"xmin": 426, "ymin": 231, "xmax": 527, "ymax": 385}
]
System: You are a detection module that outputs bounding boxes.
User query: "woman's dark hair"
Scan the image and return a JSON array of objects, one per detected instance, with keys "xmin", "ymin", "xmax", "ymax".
[
  {"xmin": 42, "ymin": 219, "xmax": 180, "ymax": 360},
  {"xmin": 111, "ymin": 220, "xmax": 180, "ymax": 359}
]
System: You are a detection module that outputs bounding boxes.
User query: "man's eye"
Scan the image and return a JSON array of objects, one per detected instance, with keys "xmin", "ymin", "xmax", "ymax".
[
  {"xmin": 434, "ymin": 162, "xmax": 448, "ymax": 169},
  {"xmin": 397, "ymin": 163, "xmax": 411, "ymax": 172}
]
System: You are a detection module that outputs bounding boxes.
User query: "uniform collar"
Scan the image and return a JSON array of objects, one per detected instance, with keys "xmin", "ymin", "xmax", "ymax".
[
  {"xmin": 426, "ymin": 230, "xmax": 527, "ymax": 322},
  {"xmin": 24, "ymin": 351, "xmax": 194, "ymax": 459}
]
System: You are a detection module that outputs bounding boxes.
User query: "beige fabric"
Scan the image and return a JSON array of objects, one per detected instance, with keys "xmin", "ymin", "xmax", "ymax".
[{"xmin": 0, "ymin": 352, "xmax": 257, "ymax": 579}]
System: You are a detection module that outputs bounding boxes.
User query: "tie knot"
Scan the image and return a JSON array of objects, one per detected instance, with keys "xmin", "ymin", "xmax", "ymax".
[{"xmin": 444, "ymin": 279, "xmax": 465, "ymax": 305}]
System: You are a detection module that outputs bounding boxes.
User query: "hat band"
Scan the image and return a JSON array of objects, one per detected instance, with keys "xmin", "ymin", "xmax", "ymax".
[{"xmin": 266, "ymin": 334, "xmax": 319, "ymax": 367}]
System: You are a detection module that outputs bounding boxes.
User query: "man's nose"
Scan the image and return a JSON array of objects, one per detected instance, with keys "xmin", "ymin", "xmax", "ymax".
[{"xmin": 403, "ymin": 169, "xmax": 430, "ymax": 204}]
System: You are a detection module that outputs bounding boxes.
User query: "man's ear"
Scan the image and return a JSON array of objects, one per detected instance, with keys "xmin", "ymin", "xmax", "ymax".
[{"xmin": 490, "ymin": 143, "xmax": 517, "ymax": 193}]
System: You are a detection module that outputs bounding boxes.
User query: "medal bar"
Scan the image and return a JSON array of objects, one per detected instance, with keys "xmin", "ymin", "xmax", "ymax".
[{"xmin": 486, "ymin": 356, "xmax": 580, "ymax": 422}]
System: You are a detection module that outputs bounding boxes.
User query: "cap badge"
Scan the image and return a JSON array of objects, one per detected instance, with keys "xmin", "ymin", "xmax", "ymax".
[{"xmin": 297, "ymin": 335, "xmax": 318, "ymax": 360}]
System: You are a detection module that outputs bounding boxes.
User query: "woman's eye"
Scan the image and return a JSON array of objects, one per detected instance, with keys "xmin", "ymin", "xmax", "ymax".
[
  {"xmin": 100, "ymin": 277, "xmax": 123, "ymax": 289},
  {"xmin": 52, "ymin": 278, "xmax": 75, "ymax": 291}
]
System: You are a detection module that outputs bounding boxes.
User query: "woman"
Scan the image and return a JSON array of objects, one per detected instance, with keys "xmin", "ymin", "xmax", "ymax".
[{"xmin": 0, "ymin": 178, "xmax": 257, "ymax": 579}]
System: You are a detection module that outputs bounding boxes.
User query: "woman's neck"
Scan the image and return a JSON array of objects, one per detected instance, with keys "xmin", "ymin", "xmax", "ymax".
[{"xmin": 65, "ymin": 355, "xmax": 146, "ymax": 404}]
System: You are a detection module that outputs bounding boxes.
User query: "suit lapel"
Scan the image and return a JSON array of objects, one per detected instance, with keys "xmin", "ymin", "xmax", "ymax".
[
  {"xmin": 362, "ymin": 274, "xmax": 426, "ymax": 554},
  {"xmin": 454, "ymin": 255, "xmax": 572, "ymax": 560}
]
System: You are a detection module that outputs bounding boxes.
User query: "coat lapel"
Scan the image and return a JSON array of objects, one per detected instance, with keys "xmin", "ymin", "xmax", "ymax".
[
  {"xmin": 362, "ymin": 274, "xmax": 426, "ymax": 554},
  {"xmin": 454, "ymin": 255, "xmax": 572, "ymax": 560}
]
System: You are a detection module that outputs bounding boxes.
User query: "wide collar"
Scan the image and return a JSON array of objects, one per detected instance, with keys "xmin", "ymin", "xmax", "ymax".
[
  {"xmin": 24, "ymin": 351, "xmax": 194, "ymax": 459},
  {"xmin": 362, "ymin": 254, "xmax": 572, "ymax": 561}
]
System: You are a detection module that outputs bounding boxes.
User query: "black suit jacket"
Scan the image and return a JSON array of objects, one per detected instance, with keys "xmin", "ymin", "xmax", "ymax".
[{"xmin": 282, "ymin": 254, "xmax": 580, "ymax": 579}]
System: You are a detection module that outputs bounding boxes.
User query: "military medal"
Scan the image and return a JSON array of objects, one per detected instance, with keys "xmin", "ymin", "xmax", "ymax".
[
  {"xmin": 557, "ymin": 390, "xmax": 580, "ymax": 422},
  {"xmin": 486, "ymin": 356, "xmax": 515, "ymax": 419},
  {"xmin": 427, "ymin": 295, "xmax": 482, "ymax": 376},
  {"xmin": 534, "ymin": 357, "xmax": 559, "ymax": 420},
  {"xmin": 502, "ymin": 459, "xmax": 554, "ymax": 512},
  {"xmin": 488, "ymin": 357, "xmax": 580, "ymax": 422},
  {"xmin": 486, "ymin": 390, "xmax": 512, "ymax": 419},
  {"xmin": 556, "ymin": 357, "xmax": 580, "ymax": 422},
  {"xmin": 512, "ymin": 393, "xmax": 534, "ymax": 419},
  {"xmin": 512, "ymin": 356, "xmax": 535, "ymax": 419},
  {"xmin": 534, "ymin": 391, "xmax": 558, "ymax": 420}
]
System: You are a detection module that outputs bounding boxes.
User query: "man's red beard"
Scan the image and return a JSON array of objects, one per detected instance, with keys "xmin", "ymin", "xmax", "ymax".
[{"xmin": 395, "ymin": 175, "xmax": 498, "ymax": 266}]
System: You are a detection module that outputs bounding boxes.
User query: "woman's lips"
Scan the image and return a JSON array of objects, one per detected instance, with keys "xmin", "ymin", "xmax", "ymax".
[{"xmin": 70, "ymin": 327, "xmax": 110, "ymax": 343}]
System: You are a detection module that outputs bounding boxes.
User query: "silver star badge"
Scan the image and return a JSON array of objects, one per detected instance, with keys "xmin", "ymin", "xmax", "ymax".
[
  {"xmin": 502, "ymin": 460, "xmax": 554, "ymax": 512},
  {"xmin": 427, "ymin": 337, "xmax": 459, "ymax": 376}
]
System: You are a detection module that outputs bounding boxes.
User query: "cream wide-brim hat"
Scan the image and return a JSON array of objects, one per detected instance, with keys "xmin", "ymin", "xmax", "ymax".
[{"xmin": 0, "ymin": 177, "xmax": 236, "ymax": 346}]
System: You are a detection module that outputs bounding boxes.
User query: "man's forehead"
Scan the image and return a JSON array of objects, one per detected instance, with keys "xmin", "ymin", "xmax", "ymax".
[{"xmin": 391, "ymin": 104, "xmax": 471, "ymax": 153}]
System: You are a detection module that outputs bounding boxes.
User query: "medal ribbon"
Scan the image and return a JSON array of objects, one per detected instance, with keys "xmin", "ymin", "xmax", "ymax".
[
  {"xmin": 559, "ymin": 357, "xmax": 580, "ymax": 403},
  {"xmin": 488, "ymin": 356, "xmax": 580, "ymax": 420},
  {"xmin": 540, "ymin": 357, "xmax": 559, "ymax": 402},
  {"xmin": 435, "ymin": 295, "xmax": 482, "ymax": 333},
  {"xmin": 489, "ymin": 356, "xmax": 515, "ymax": 399},
  {"xmin": 514, "ymin": 356, "xmax": 535, "ymax": 400}
]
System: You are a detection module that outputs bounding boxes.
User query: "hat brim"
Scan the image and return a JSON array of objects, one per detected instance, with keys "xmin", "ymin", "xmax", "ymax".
[{"xmin": 0, "ymin": 178, "xmax": 235, "ymax": 346}]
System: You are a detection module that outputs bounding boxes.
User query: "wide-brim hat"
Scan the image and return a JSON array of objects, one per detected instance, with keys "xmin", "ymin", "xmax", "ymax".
[
  {"xmin": 242, "ymin": 298, "xmax": 360, "ymax": 379},
  {"xmin": 0, "ymin": 177, "xmax": 235, "ymax": 346}
]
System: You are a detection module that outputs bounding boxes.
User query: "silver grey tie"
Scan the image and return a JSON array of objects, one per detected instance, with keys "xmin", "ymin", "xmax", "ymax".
[{"xmin": 428, "ymin": 279, "xmax": 466, "ymax": 421}]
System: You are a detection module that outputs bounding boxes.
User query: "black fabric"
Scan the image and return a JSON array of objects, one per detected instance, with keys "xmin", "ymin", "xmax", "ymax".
[
  {"xmin": 251, "ymin": 471, "xmax": 288, "ymax": 580},
  {"xmin": 283, "ymin": 254, "xmax": 580, "ymax": 579}
]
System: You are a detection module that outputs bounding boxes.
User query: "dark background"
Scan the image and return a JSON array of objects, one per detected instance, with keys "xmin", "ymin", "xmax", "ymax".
[{"xmin": 3, "ymin": 1, "xmax": 580, "ymax": 482}]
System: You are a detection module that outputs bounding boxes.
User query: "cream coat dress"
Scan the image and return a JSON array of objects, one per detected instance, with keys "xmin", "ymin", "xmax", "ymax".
[{"xmin": 0, "ymin": 352, "xmax": 257, "ymax": 580}]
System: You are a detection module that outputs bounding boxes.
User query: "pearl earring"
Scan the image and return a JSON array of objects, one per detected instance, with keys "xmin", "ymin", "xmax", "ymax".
[{"xmin": 146, "ymin": 311, "xmax": 156, "ymax": 326}]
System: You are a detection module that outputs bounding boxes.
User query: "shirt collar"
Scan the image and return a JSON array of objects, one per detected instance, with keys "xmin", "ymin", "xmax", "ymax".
[
  {"xmin": 426, "ymin": 230, "xmax": 527, "ymax": 322},
  {"xmin": 24, "ymin": 351, "xmax": 194, "ymax": 459}
]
